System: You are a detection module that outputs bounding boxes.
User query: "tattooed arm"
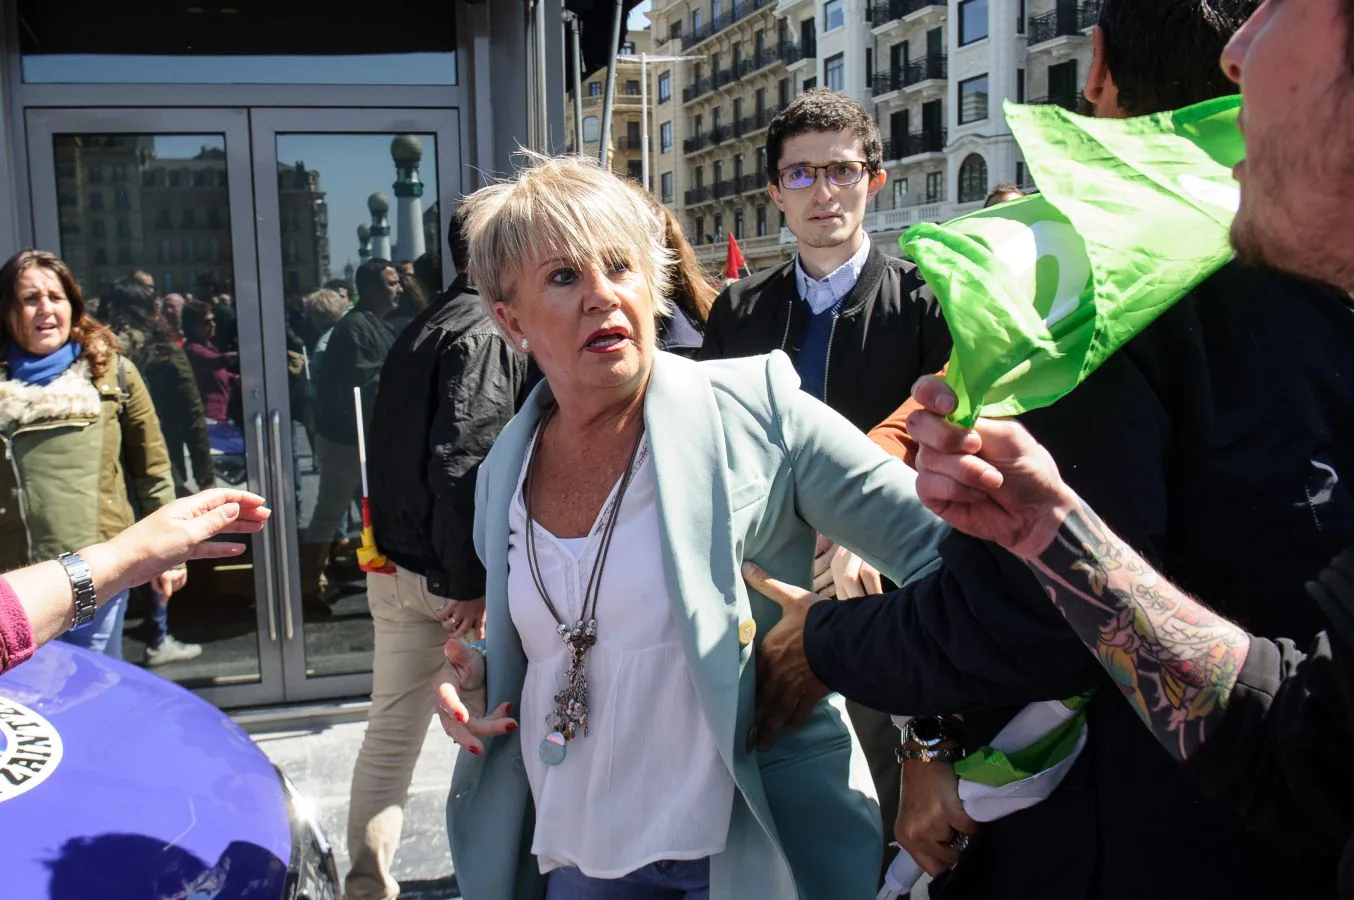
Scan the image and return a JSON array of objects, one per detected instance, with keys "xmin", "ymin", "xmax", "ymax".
[
  {"xmin": 905, "ymin": 375, "xmax": 1250, "ymax": 762},
  {"xmin": 1026, "ymin": 501, "xmax": 1249, "ymax": 761}
]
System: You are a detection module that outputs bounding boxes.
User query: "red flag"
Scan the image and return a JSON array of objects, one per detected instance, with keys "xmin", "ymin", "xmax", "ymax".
[{"xmin": 723, "ymin": 233, "xmax": 748, "ymax": 282}]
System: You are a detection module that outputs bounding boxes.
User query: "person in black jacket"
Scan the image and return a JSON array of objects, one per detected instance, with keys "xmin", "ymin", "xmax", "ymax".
[
  {"xmin": 749, "ymin": 1, "xmax": 1354, "ymax": 898},
  {"xmin": 300, "ymin": 257, "xmax": 402, "ymax": 613},
  {"xmin": 344, "ymin": 208, "xmax": 529, "ymax": 900},
  {"xmin": 697, "ymin": 88, "xmax": 951, "ymax": 875}
]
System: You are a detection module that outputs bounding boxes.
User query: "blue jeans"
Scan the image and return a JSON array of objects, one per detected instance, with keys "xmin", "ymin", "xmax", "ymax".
[
  {"xmin": 148, "ymin": 589, "xmax": 169, "ymax": 649},
  {"xmin": 546, "ymin": 859, "xmax": 710, "ymax": 900},
  {"xmin": 58, "ymin": 589, "xmax": 128, "ymax": 659}
]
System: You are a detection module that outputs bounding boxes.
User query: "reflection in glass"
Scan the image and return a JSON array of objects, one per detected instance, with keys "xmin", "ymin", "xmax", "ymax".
[
  {"xmin": 278, "ymin": 133, "xmax": 440, "ymax": 679},
  {"xmin": 52, "ymin": 133, "xmax": 260, "ymax": 689}
]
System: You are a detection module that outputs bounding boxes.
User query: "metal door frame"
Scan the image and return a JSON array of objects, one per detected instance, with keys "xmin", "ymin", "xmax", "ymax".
[
  {"xmin": 25, "ymin": 106, "xmax": 286, "ymax": 708},
  {"xmin": 248, "ymin": 106, "xmax": 463, "ymax": 703}
]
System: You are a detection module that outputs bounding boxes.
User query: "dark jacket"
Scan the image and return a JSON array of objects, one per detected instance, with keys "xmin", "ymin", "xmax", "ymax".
[
  {"xmin": 1186, "ymin": 547, "xmax": 1354, "ymax": 897},
  {"xmin": 314, "ymin": 306, "xmax": 398, "ymax": 445},
  {"xmin": 696, "ymin": 245, "xmax": 951, "ymax": 432},
  {"xmin": 115, "ymin": 325, "xmax": 214, "ymax": 492},
  {"xmin": 802, "ymin": 264, "xmax": 1353, "ymax": 899},
  {"xmin": 368, "ymin": 277, "xmax": 529, "ymax": 600}
]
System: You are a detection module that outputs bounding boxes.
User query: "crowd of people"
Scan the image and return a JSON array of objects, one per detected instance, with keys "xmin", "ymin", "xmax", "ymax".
[{"xmin": 0, "ymin": 0, "xmax": 1352, "ymax": 897}]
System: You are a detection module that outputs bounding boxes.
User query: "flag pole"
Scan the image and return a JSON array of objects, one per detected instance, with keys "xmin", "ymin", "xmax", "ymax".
[{"xmin": 353, "ymin": 386, "xmax": 394, "ymax": 574}]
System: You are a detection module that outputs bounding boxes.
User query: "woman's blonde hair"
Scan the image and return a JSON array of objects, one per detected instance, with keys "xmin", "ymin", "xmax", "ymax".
[
  {"xmin": 461, "ymin": 152, "xmax": 674, "ymax": 333},
  {"xmin": 303, "ymin": 287, "xmax": 349, "ymax": 332}
]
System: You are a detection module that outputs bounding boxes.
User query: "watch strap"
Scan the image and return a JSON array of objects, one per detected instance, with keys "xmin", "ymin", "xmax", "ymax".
[
  {"xmin": 897, "ymin": 745, "xmax": 966, "ymax": 764},
  {"xmin": 57, "ymin": 551, "xmax": 98, "ymax": 629}
]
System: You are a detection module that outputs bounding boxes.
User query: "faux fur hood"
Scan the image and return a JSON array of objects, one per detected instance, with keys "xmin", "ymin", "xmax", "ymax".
[{"xmin": 0, "ymin": 358, "xmax": 103, "ymax": 433}]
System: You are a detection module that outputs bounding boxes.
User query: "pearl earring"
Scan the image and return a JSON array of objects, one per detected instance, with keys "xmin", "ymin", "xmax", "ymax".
[{"xmin": 519, "ymin": 338, "xmax": 530, "ymax": 351}]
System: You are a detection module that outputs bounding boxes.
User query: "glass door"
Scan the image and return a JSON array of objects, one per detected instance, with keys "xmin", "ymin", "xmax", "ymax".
[
  {"xmin": 26, "ymin": 108, "xmax": 283, "ymax": 708},
  {"xmin": 249, "ymin": 108, "xmax": 463, "ymax": 703}
]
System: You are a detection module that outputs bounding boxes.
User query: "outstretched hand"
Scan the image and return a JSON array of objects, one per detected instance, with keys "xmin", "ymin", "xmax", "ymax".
[
  {"xmin": 906, "ymin": 376, "xmax": 1078, "ymax": 561},
  {"xmin": 434, "ymin": 638, "xmax": 517, "ymax": 756}
]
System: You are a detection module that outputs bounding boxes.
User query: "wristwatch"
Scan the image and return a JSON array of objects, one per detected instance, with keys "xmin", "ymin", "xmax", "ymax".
[
  {"xmin": 903, "ymin": 715, "xmax": 964, "ymax": 749},
  {"xmin": 897, "ymin": 745, "xmax": 966, "ymax": 764},
  {"xmin": 57, "ymin": 551, "xmax": 98, "ymax": 629}
]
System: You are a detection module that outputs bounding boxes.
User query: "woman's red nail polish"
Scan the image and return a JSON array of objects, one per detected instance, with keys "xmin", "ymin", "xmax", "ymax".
[
  {"xmin": 505, "ymin": 722, "xmax": 518, "ymax": 732},
  {"xmin": 468, "ymin": 745, "xmax": 481, "ymax": 756},
  {"xmin": 505, "ymin": 703, "xmax": 514, "ymax": 714}
]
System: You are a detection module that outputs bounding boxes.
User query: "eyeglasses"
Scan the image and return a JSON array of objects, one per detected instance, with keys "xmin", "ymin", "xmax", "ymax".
[{"xmin": 776, "ymin": 160, "xmax": 870, "ymax": 191}]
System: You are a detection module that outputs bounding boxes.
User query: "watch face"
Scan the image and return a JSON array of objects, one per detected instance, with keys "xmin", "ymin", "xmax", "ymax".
[{"xmin": 910, "ymin": 717, "xmax": 949, "ymax": 745}]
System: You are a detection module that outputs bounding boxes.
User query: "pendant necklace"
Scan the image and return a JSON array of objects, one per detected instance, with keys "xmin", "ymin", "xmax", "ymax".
[{"xmin": 524, "ymin": 406, "xmax": 646, "ymax": 767}]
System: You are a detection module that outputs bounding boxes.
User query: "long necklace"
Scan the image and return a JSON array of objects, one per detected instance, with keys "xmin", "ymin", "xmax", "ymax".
[{"xmin": 523, "ymin": 406, "xmax": 646, "ymax": 766}]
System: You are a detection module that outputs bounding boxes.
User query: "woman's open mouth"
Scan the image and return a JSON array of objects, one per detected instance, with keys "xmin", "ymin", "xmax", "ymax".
[{"xmin": 584, "ymin": 327, "xmax": 631, "ymax": 353}]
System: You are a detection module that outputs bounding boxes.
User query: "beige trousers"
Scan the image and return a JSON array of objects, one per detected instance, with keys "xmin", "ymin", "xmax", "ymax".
[{"xmin": 344, "ymin": 564, "xmax": 450, "ymax": 900}]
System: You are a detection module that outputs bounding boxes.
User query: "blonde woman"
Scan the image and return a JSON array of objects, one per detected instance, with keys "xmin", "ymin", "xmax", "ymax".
[{"xmin": 433, "ymin": 154, "xmax": 945, "ymax": 900}]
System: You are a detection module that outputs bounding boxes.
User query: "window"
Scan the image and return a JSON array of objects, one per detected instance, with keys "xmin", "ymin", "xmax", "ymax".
[
  {"xmin": 695, "ymin": 215, "xmax": 705, "ymax": 244},
  {"xmin": 193, "ymin": 169, "xmax": 211, "ymax": 187},
  {"xmin": 959, "ymin": 0, "xmax": 989, "ymax": 45},
  {"xmin": 692, "ymin": 8, "xmax": 703, "ymax": 32},
  {"xmin": 92, "ymin": 219, "xmax": 106, "ymax": 239},
  {"xmin": 756, "ymin": 204, "xmax": 767, "ymax": 237},
  {"xmin": 658, "ymin": 71, "xmax": 672, "ymax": 103},
  {"xmin": 169, "ymin": 169, "xmax": 182, "ymax": 188},
  {"xmin": 958, "ymin": 153, "xmax": 988, "ymax": 203},
  {"xmin": 163, "ymin": 271, "xmax": 174, "ymax": 291},
  {"xmin": 695, "ymin": 114, "xmax": 704, "ymax": 137},
  {"xmin": 1017, "ymin": 0, "xmax": 1026, "ymax": 33},
  {"xmin": 210, "ymin": 238, "xmax": 223, "ymax": 262},
  {"xmin": 1017, "ymin": 68, "xmax": 1026, "ymax": 104},
  {"xmin": 207, "ymin": 207, "xmax": 221, "ymax": 228},
  {"xmin": 712, "ymin": 0, "xmax": 721, "ymax": 20},
  {"xmin": 583, "ymin": 115, "xmax": 601, "ymax": 143},
  {"xmin": 588, "ymin": 81, "xmax": 603, "ymax": 97},
  {"xmin": 1015, "ymin": 161, "xmax": 1026, "ymax": 188},
  {"xmin": 825, "ymin": 53, "xmax": 844, "ymax": 92},
  {"xmin": 734, "ymin": 153, "xmax": 745, "ymax": 181},
  {"xmin": 925, "ymin": 171, "xmax": 943, "ymax": 202},
  {"xmin": 892, "ymin": 177, "xmax": 910, "ymax": 208},
  {"xmin": 116, "ymin": 218, "xmax": 131, "ymax": 239},
  {"xmin": 661, "ymin": 172, "xmax": 674, "ymax": 203},
  {"xmin": 695, "ymin": 165, "xmax": 704, "ymax": 188},
  {"xmin": 714, "ymin": 160, "xmax": 723, "ymax": 185},
  {"xmin": 713, "ymin": 213, "xmax": 723, "ymax": 238},
  {"xmin": 778, "ymin": 77, "xmax": 790, "ymax": 108},
  {"xmin": 159, "ymin": 238, "xmax": 173, "ymax": 262},
  {"xmin": 88, "ymin": 191, "xmax": 103, "ymax": 212},
  {"xmin": 94, "ymin": 247, "xmax": 108, "ymax": 266},
  {"xmin": 114, "ymin": 192, "xmax": 130, "ymax": 211},
  {"xmin": 866, "ymin": 47, "xmax": 873, "ymax": 84},
  {"xmin": 628, "ymin": 159, "xmax": 643, "ymax": 179},
  {"xmin": 186, "ymin": 238, "xmax": 197, "ymax": 262},
  {"xmin": 670, "ymin": 21, "xmax": 682, "ymax": 41},
  {"xmin": 734, "ymin": 210, "xmax": 744, "ymax": 240},
  {"xmin": 87, "ymin": 165, "xmax": 102, "ymax": 184},
  {"xmin": 802, "ymin": 77, "xmax": 817, "ymax": 92},
  {"xmin": 182, "ymin": 208, "xmax": 196, "ymax": 228},
  {"xmin": 824, "ymin": 0, "xmax": 844, "ymax": 32},
  {"xmin": 625, "ymin": 79, "xmax": 641, "ymax": 96},
  {"xmin": 660, "ymin": 121, "xmax": 673, "ymax": 153},
  {"xmin": 112, "ymin": 164, "xmax": 126, "ymax": 183},
  {"xmin": 959, "ymin": 75, "xmax": 989, "ymax": 124},
  {"xmin": 621, "ymin": 41, "xmax": 636, "ymax": 54}
]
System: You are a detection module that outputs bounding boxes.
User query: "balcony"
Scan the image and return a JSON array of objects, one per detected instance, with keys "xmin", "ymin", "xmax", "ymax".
[
  {"xmin": 1027, "ymin": 0, "xmax": 1101, "ymax": 47},
  {"xmin": 685, "ymin": 186, "xmax": 714, "ymax": 205},
  {"xmin": 882, "ymin": 129, "xmax": 948, "ymax": 161},
  {"xmin": 581, "ymin": 93, "xmax": 645, "ymax": 108},
  {"xmin": 681, "ymin": 0, "xmax": 779, "ymax": 51},
  {"xmin": 614, "ymin": 136, "xmax": 645, "ymax": 150},
  {"xmin": 683, "ymin": 132, "xmax": 710, "ymax": 153},
  {"xmin": 871, "ymin": 54, "xmax": 947, "ymax": 97},
  {"xmin": 695, "ymin": 232, "xmax": 782, "ymax": 265},
  {"xmin": 739, "ymin": 172, "xmax": 767, "ymax": 194},
  {"xmin": 709, "ymin": 124, "xmax": 730, "ymax": 146},
  {"xmin": 870, "ymin": 0, "xmax": 946, "ymax": 31},
  {"xmin": 786, "ymin": 39, "xmax": 816, "ymax": 69},
  {"xmin": 712, "ymin": 178, "xmax": 740, "ymax": 199},
  {"xmin": 682, "ymin": 76, "xmax": 714, "ymax": 103},
  {"xmin": 862, "ymin": 200, "xmax": 952, "ymax": 235},
  {"xmin": 1030, "ymin": 89, "xmax": 1081, "ymax": 112}
]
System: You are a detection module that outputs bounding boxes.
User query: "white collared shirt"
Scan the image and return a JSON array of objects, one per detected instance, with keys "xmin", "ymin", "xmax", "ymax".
[
  {"xmin": 506, "ymin": 429, "xmax": 735, "ymax": 878},
  {"xmin": 795, "ymin": 235, "xmax": 872, "ymax": 315}
]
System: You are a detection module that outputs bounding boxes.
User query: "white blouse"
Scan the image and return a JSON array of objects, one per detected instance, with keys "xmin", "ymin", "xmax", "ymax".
[{"xmin": 507, "ymin": 431, "xmax": 735, "ymax": 878}]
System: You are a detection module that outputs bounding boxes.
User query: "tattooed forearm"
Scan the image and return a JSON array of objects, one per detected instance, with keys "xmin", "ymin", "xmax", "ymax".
[{"xmin": 1026, "ymin": 501, "xmax": 1250, "ymax": 762}]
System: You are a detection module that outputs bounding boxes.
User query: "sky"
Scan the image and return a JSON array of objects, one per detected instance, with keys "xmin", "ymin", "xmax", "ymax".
[{"xmin": 629, "ymin": 2, "xmax": 652, "ymax": 30}]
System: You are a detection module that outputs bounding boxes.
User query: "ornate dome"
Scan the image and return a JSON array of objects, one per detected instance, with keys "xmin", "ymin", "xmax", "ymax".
[
  {"xmin": 367, "ymin": 192, "xmax": 390, "ymax": 214},
  {"xmin": 391, "ymin": 135, "xmax": 424, "ymax": 166},
  {"xmin": 357, "ymin": 223, "xmax": 371, "ymax": 240}
]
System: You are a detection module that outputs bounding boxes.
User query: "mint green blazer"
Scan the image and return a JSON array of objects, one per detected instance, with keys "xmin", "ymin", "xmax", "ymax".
[{"xmin": 449, "ymin": 351, "xmax": 945, "ymax": 900}]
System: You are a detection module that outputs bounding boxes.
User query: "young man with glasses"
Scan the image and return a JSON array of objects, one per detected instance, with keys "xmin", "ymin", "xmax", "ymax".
[{"xmin": 697, "ymin": 88, "xmax": 953, "ymax": 877}]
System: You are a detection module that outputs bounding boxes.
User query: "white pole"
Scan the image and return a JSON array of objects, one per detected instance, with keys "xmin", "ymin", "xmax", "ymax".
[
  {"xmin": 353, "ymin": 386, "xmax": 371, "ymax": 499},
  {"xmin": 640, "ymin": 53, "xmax": 650, "ymax": 192}
]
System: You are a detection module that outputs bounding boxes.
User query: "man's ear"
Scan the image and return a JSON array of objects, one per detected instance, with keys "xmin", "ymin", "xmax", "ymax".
[
  {"xmin": 768, "ymin": 181, "xmax": 786, "ymax": 212},
  {"xmin": 1083, "ymin": 26, "xmax": 1123, "ymax": 117},
  {"xmin": 866, "ymin": 169, "xmax": 887, "ymax": 202}
]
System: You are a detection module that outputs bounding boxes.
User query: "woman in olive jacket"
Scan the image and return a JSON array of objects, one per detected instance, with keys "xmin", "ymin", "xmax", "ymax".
[{"xmin": 0, "ymin": 250, "xmax": 177, "ymax": 659}]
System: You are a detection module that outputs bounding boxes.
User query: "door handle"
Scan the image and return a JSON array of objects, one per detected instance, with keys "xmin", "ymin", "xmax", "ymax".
[
  {"xmin": 253, "ymin": 411, "xmax": 278, "ymax": 643},
  {"xmin": 269, "ymin": 409, "xmax": 296, "ymax": 641}
]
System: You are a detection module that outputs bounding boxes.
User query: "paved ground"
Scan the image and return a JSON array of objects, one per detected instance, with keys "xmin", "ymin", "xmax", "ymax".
[{"xmin": 253, "ymin": 714, "xmax": 462, "ymax": 899}]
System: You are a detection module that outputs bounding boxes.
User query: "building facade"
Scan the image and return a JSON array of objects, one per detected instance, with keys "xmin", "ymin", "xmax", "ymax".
[
  {"xmin": 565, "ymin": 29, "xmax": 654, "ymax": 182},
  {"xmin": 646, "ymin": 0, "xmax": 1098, "ymax": 273}
]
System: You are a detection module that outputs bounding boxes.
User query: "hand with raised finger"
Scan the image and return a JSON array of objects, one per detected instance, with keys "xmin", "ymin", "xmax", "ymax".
[
  {"xmin": 828, "ymin": 545, "xmax": 883, "ymax": 599},
  {"xmin": 742, "ymin": 561, "xmax": 830, "ymax": 750},
  {"xmin": 907, "ymin": 375, "xmax": 1079, "ymax": 560},
  {"xmin": 433, "ymin": 637, "xmax": 517, "ymax": 756},
  {"xmin": 439, "ymin": 596, "xmax": 486, "ymax": 639},
  {"xmin": 895, "ymin": 754, "xmax": 979, "ymax": 878},
  {"xmin": 812, "ymin": 533, "xmax": 838, "ymax": 598}
]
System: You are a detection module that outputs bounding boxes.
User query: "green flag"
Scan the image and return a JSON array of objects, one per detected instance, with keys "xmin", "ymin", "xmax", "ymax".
[{"xmin": 903, "ymin": 96, "xmax": 1244, "ymax": 425}]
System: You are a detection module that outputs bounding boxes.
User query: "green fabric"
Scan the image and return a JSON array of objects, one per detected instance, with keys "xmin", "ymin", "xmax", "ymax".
[
  {"xmin": 902, "ymin": 96, "xmax": 1245, "ymax": 425},
  {"xmin": 954, "ymin": 691, "xmax": 1097, "ymax": 788}
]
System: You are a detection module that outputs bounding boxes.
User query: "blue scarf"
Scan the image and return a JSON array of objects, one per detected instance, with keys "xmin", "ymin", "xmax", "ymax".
[{"xmin": 6, "ymin": 341, "xmax": 83, "ymax": 387}]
